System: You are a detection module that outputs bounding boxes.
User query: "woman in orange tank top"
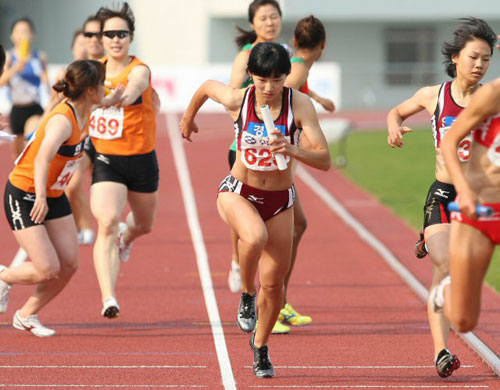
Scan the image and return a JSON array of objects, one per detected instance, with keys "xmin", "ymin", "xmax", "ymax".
[
  {"xmin": 90, "ymin": 3, "xmax": 159, "ymax": 319},
  {"xmin": 0, "ymin": 60, "xmax": 111, "ymax": 337}
]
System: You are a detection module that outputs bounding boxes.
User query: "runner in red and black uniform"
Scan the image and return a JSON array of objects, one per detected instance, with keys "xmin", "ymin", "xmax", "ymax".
[
  {"xmin": 437, "ymin": 76, "xmax": 500, "ymax": 334},
  {"xmin": 386, "ymin": 18, "xmax": 496, "ymax": 378},
  {"xmin": 180, "ymin": 42, "xmax": 330, "ymax": 378}
]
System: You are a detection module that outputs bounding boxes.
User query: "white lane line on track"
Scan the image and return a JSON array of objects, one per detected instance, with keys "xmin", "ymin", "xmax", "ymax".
[
  {"xmin": 0, "ymin": 365, "xmax": 206, "ymax": 369},
  {"xmin": 0, "ymin": 386, "xmax": 206, "ymax": 389},
  {"xmin": 250, "ymin": 386, "xmax": 488, "ymax": 389},
  {"xmin": 165, "ymin": 112, "xmax": 237, "ymax": 390},
  {"xmin": 297, "ymin": 166, "xmax": 500, "ymax": 378},
  {"xmin": 244, "ymin": 365, "xmax": 474, "ymax": 369}
]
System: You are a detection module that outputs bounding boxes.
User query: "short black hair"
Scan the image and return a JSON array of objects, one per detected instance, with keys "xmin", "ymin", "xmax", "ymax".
[
  {"xmin": 442, "ymin": 17, "xmax": 497, "ymax": 78},
  {"xmin": 10, "ymin": 17, "xmax": 35, "ymax": 34},
  {"xmin": 247, "ymin": 42, "xmax": 291, "ymax": 78},
  {"xmin": 96, "ymin": 2, "xmax": 135, "ymax": 34},
  {"xmin": 83, "ymin": 14, "xmax": 100, "ymax": 31}
]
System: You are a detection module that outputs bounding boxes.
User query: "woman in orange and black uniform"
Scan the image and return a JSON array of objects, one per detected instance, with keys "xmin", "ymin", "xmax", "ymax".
[
  {"xmin": 0, "ymin": 60, "xmax": 107, "ymax": 337},
  {"xmin": 90, "ymin": 3, "xmax": 158, "ymax": 319}
]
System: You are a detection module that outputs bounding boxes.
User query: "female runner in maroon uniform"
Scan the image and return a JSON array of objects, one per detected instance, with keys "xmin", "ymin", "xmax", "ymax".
[
  {"xmin": 386, "ymin": 17, "xmax": 496, "ymax": 377},
  {"xmin": 437, "ymin": 77, "xmax": 500, "ymax": 333},
  {"xmin": 180, "ymin": 42, "xmax": 330, "ymax": 378}
]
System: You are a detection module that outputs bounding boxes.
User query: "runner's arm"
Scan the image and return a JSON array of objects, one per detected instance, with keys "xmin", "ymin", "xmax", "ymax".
[
  {"xmin": 180, "ymin": 81, "xmax": 244, "ymax": 141},
  {"xmin": 229, "ymin": 51, "xmax": 250, "ymax": 88},
  {"xmin": 120, "ymin": 64, "xmax": 150, "ymax": 107},
  {"xmin": 31, "ymin": 115, "xmax": 72, "ymax": 223},
  {"xmin": 387, "ymin": 85, "xmax": 438, "ymax": 148},
  {"xmin": 270, "ymin": 91, "xmax": 330, "ymax": 171}
]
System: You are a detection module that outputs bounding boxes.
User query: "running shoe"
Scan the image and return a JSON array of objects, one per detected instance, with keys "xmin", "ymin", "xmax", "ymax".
[
  {"xmin": 237, "ymin": 292, "xmax": 256, "ymax": 333},
  {"xmin": 227, "ymin": 261, "xmax": 241, "ymax": 293},
  {"xmin": 79, "ymin": 229, "xmax": 95, "ymax": 245},
  {"xmin": 13, "ymin": 311, "xmax": 55, "ymax": 337},
  {"xmin": 255, "ymin": 319, "xmax": 290, "ymax": 334},
  {"xmin": 101, "ymin": 296, "xmax": 120, "ymax": 319},
  {"xmin": 414, "ymin": 230, "xmax": 428, "ymax": 258},
  {"xmin": 250, "ymin": 331, "xmax": 275, "ymax": 378},
  {"xmin": 0, "ymin": 265, "xmax": 11, "ymax": 313},
  {"xmin": 429, "ymin": 275, "xmax": 450, "ymax": 313},
  {"xmin": 435, "ymin": 348, "xmax": 460, "ymax": 378},
  {"xmin": 117, "ymin": 222, "xmax": 132, "ymax": 263},
  {"xmin": 280, "ymin": 303, "xmax": 312, "ymax": 326}
]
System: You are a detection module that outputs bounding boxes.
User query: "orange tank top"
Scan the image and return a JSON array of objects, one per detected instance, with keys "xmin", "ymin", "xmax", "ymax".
[
  {"xmin": 9, "ymin": 101, "xmax": 88, "ymax": 198},
  {"xmin": 89, "ymin": 56, "xmax": 156, "ymax": 156}
]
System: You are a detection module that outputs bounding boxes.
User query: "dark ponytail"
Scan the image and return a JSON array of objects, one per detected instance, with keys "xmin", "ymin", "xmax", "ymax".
[
  {"xmin": 235, "ymin": 0, "xmax": 282, "ymax": 49},
  {"xmin": 53, "ymin": 60, "xmax": 105, "ymax": 100}
]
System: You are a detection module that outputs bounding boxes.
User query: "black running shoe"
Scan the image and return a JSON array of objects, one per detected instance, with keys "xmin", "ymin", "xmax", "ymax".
[
  {"xmin": 237, "ymin": 292, "xmax": 256, "ymax": 333},
  {"xmin": 250, "ymin": 331, "xmax": 274, "ymax": 378},
  {"xmin": 436, "ymin": 349, "xmax": 460, "ymax": 378},
  {"xmin": 414, "ymin": 230, "xmax": 428, "ymax": 258}
]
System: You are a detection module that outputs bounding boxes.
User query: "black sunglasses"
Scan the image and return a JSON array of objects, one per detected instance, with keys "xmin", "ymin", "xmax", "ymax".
[
  {"xmin": 83, "ymin": 32, "xmax": 101, "ymax": 38},
  {"xmin": 102, "ymin": 30, "xmax": 131, "ymax": 39}
]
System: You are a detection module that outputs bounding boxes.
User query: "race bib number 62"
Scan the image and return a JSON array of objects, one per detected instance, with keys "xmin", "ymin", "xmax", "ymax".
[{"xmin": 89, "ymin": 107, "xmax": 124, "ymax": 140}]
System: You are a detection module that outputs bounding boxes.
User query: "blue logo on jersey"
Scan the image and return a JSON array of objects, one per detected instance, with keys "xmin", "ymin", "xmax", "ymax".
[
  {"xmin": 443, "ymin": 116, "xmax": 456, "ymax": 127},
  {"xmin": 247, "ymin": 122, "xmax": 286, "ymax": 137}
]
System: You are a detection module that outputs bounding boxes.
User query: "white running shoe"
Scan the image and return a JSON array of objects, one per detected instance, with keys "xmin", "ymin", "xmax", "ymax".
[
  {"xmin": 101, "ymin": 296, "xmax": 120, "ymax": 319},
  {"xmin": 13, "ymin": 311, "xmax": 55, "ymax": 337},
  {"xmin": 117, "ymin": 222, "xmax": 132, "ymax": 263},
  {"xmin": 228, "ymin": 261, "xmax": 241, "ymax": 293},
  {"xmin": 0, "ymin": 265, "xmax": 11, "ymax": 313},
  {"xmin": 79, "ymin": 229, "xmax": 95, "ymax": 245}
]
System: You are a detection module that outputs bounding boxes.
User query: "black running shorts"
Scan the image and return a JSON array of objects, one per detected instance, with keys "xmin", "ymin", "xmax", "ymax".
[
  {"xmin": 4, "ymin": 181, "xmax": 72, "ymax": 231},
  {"xmin": 422, "ymin": 180, "xmax": 457, "ymax": 230},
  {"xmin": 92, "ymin": 150, "xmax": 159, "ymax": 193},
  {"xmin": 10, "ymin": 103, "xmax": 44, "ymax": 135}
]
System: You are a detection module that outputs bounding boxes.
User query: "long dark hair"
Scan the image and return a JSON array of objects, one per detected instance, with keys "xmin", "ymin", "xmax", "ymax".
[
  {"xmin": 442, "ymin": 17, "xmax": 496, "ymax": 78},
  {"xmin": 247, "ymin": 42, "xmax": 291, "ymax": 78},
  {"xmin": 53, "ymin": 60, "xmax": 105, "ymax": 100},
  {"xmin": 235, "ymin": 0, "xmax": 282, "ymax": 49}
]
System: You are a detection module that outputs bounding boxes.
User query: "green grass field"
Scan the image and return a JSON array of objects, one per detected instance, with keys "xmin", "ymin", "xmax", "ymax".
[{"xmin": 329, "ymin": 128, "xmax": 500, "ymax": 291}]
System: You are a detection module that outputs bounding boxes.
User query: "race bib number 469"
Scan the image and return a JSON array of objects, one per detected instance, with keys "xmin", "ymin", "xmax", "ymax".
[{"xmin": 89, "ymin": 107, "xmax": 124, "ymax": 140}]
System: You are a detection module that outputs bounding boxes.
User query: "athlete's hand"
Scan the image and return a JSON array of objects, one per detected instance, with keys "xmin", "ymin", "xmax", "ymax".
[
  {"xmin": 179, "ymin": 117, "xmax": 198, "ymax": 142},
  {"xmin": 497, "ymin": 35, "xmax": 500, "ymax": 52},
  {"xmin": 269, "ymin": 129, "xmax": 294, "ymax": 156},
  {"xmin": 318, "ymin": 97, "xmax": 335, "ymax": 113},
  {"xmin": 458, "ymin": 189, "xmax": 479, "ymax": 221},
  {"xmin": 388, "ymin": 126, "xmax": 412, "ymax": 148},
  {"xmin": 106, "ymin": 84, "xmax": 126, "ymax": 108},
  {"xmin": 30, "ymin": 196, "xmax": 49, "ymax": 224}
]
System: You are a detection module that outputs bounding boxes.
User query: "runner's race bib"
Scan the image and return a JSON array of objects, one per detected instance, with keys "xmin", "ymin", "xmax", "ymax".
[
  {"xmin": 440, "ymin": 117, "xmax": 472, "ymax": 162},
  {"xmin": 240, "ymin": 122, "xmax": 290, "ymax": 171},
  {"xmin": 50, "ymin": 158, "xmax": 81, "ymax": 191},
  {"xmin": 89, "ymin": 107, "xmax": 124, "ymax": 140}
]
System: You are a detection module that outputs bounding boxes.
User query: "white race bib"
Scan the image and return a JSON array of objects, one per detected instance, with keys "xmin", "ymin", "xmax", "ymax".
[
  {"xmin": 89, "ymin": 107, "xmax": 124, "ymax": 140},
  {"xmin": 239, "ymin": 123, "xmax": 290, "ymax": 171},
  {"xmin": 50, "ymin": 158, "xmax": 81, "ymax": 191}
]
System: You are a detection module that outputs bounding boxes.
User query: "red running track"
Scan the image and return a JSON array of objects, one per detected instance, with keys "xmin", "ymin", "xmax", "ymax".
[{"xmin": 0, "ymin": 112, "xmax": 498, "ymax": 389}]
